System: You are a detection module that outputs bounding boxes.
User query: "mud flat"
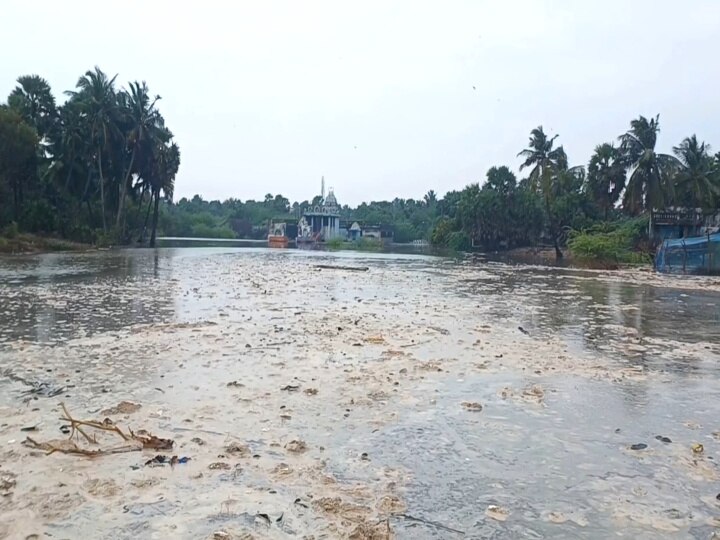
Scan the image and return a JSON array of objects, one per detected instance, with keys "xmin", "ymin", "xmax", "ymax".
[{"xmin": 1, "ymin": 248, "xmax": 720, "ymax": 539}]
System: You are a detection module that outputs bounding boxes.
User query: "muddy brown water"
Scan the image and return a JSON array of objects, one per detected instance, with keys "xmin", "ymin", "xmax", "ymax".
[{"xmin": 1, "ymin": 248, "xmax": 720, "ymax": 539}]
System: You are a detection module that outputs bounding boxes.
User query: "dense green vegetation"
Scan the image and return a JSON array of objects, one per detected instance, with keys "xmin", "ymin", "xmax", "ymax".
[
  {"xmin": 2, "ymin": 68, "xmax": 718, "ymax": 264},
  {"xmin": 567, "ymin": 218, "xmax": 652, "ymax": 267},
  {"xmin": 432, "ymin": 117, "xmax": 720, "ymax": 262},
  {"xmin": 0, "ymin": 70, "xmax": 179, "ymax": 246}
]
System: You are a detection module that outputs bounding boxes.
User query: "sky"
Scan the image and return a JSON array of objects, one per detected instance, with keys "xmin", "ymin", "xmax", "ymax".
[{"xmin": 2, "ymin": 0, "xmax": 720, "ymax": 206}]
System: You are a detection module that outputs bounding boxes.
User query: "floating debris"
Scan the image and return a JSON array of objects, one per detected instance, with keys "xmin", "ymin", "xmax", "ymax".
[
  {"xmin": 314, "ymin": 264, "xmax": 369, "ymax": 272},
  {"xmin": 225, "ymin": 442, "xmax": 250, "ymax": 457},
  {"xmin": 486, "ymin": 505, "xmax": 510, "ymax": 522},
  {"xmin": 285, "ymin": 439, "xmax": 307, "ymax": 453},
  {"xmin": 100, "ymin": 401, "xmax": 141, "ymax": 416},
  {"xmin": 1, "ymin": 369, "xmax": 65, "ymax": 398},
  {"xmin": 461, "ymin": 401, "xmax": 483, "ymax": 412},
  {"xmin": 692, "ymin": 443, "xmax": 704, "ymax": 454}
]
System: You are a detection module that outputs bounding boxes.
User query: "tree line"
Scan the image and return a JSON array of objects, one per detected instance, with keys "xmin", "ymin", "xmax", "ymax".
[
  {"xmin": 2, "ymin": 72, "xmax": 718, "ymax": 257},
  {"xmin": 432, "ymin": 116, "xmax": 720, "ymax": 257},
  {"xmin": 0, "ymin": 69, "xmax": 180, "ymax": 246}
]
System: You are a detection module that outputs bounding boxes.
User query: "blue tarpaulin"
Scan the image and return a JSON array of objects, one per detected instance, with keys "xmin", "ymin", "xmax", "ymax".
[{"xmin": 655, "ymin": 232, "xmax": 720, "ymax": 274}]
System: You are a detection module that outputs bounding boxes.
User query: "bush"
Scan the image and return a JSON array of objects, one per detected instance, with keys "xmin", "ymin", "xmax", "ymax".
[
  {"xmin": 568, "ymin": 217, "xmax": 651, "ymax": 265},
  {"xmin": 326, "ymin": 237, "xmax": 346, "ymax": 250},
  {"xmin": 1, "ymin": 221, "xmax": 19, "ymax": 238},
  {"xmin": 190, "ymin": 224, "xmax": 236, "ymax": 239},
  {"xmin": 446, "ymin": 231, "xmax": 471, "ymax": 251}
]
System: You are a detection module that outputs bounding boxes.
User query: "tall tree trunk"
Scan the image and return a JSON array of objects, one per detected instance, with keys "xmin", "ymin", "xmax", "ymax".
[
  {"xmin": 150, "ymin": 190, "xmax": 160, "ymax": 247},
  {"xmin": 97, "ymin": 148, "xmax": 107, "ymax": 233},
  {"xmin": 142, "ymin": 190, "xmax": 154, "ymax": 242},
  {"xmin": 12, "ymin": 178, "xmax": 20, "ymax": 223},
  {"xmin": 130, "ymin": 187, "xmax": 146, "ymax": 242},
  {"xmin": 63, "ymin": 155, "xmax": 74, "ymax": 192},
  {"xmin": 85, "ymin": 198, "xmax": 94, "ymax": 225},
  {"xmin": 115, "ymin": 146, "xmax": 136, "ymax": 230},
  {"xmin": 544, "ymin": 191, "xmax": 563, "ymax": 260}
]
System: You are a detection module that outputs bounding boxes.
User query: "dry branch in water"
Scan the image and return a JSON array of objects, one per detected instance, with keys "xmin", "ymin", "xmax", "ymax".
[{"xmin": 22, "ymin": 402, "xmax": 173, "ymax": 457}]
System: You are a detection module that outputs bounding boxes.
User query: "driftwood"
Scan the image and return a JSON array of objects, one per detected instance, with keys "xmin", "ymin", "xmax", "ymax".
[
  {"xmin": 60, "ymin": 403, "xmax": 130, "ymax": 443},
  {"xmin": 314, "ymin": 264, "xmax": 369, "ymax": 272},
  {"xmin": 22, "ymin": 403, "xmax": 173, "ymax": 457},
  {"xmin": 23, "ymin": 437, "xmax": 140, "ymax": 457}
]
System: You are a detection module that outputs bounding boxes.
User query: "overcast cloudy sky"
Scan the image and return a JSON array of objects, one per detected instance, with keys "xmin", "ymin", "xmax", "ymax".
[{"xmin": 2, "ymin": 0, "xmax": 719, "ymax": 205}]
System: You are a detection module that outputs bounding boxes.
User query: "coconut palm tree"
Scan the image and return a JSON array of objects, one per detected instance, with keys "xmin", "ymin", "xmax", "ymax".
[
  {"xmin": 67, "ymin": 67, "xmax": 120, "ymax": 232},
  {"xmin": 115, "ymin": 81, "xmax": 162, "ymax": 230},
  {"xmin": 517, "ymin": 126, "xmax": 567, "ymax": 190},
  {"xmin": 149, "ymin": 141, "xmax": 180, "ymax": 247},
  {"xmin": 619, "ymin": 115, "xmax": 680, "ymax": 214},
  {"xmin": 587, "ymin": 143, "xmax": 626, "ymax": 220},
  {"xmin": 672, "ymin": 135, "xmax": 719, "ymax": 209},
  {"xmin": 518, "ymin": 126, "xmax": 569, "ymax": 258}
]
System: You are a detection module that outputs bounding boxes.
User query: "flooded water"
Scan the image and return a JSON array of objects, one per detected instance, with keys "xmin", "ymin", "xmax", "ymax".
[{"xmin": 1, "ymin": 248, "xmax": 720, "ymax": 539}]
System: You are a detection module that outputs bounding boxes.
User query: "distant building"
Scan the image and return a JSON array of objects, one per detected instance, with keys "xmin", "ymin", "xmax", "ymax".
[
  {"xmin": 297, "ymin": 187, "xmax": 342, "ymax": 243},
  {"xmin": 650, "ymin": 209, "xmax": 720, "ymax": 241},
  {"xmin": 348, "ymin": 221, "xmax": 362, "ymax": 241}
]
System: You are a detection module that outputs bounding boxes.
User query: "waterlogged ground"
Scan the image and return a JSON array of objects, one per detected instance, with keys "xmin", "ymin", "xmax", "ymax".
[{"xmin": 1, "ymin": 248, "xmax": 720, "ymax": 539}]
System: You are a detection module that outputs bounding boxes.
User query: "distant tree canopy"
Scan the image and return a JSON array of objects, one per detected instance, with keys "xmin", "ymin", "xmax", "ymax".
[{"xmin": 1, "ymin": 71, "xmax": 718, "ymax": 256}]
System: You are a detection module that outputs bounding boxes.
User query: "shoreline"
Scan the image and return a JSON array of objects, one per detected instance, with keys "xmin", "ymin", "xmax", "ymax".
[{"xmin": 0, "ymin": 233, "xmax": 93, "ymax": 255}]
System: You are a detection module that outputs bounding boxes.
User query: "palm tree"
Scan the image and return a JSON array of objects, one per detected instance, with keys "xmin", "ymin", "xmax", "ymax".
[
  {"xmin": 149, "ymin": 141, "xmax": 180, "ymax": 247},
  {"xmin": 619, "ymin": 115, "xmax": 680, "ymax": 214},
  {"xmin": 115, "ymin": 81, "xmax": 162, "ymax": 230},
  {"xmin": 484, "ymin": 166, "xmax": 517, "ymax": 195},
  {"xmin": 424, "ymin": 190, "xmax": 437, "ymax": 207},
  {"xmin": 7, "ymin": 75, "xmax": 57, "ymax": 141},
  {"xmin": 672, "ymin": 135, "xmax": 719, "ymax": 209},
  {"xmin": 587, "ymin": 143, "xmax": 626, "ymax": 220},
  {"xmin": 517, "ymin": 126, "xmax": 567, "ymax": 190},
  {"xmin": 67, "ymin": 67, "xmax": 120, "ymax": 232},
  {"xmin": 518, "ymin": 126, "xmax": 568, "ymax": 258}
]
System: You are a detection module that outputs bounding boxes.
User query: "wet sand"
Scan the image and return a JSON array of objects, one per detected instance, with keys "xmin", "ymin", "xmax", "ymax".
[{"xmin": 1, "ymin": 248, "xmax": 720, "ymax": 539}]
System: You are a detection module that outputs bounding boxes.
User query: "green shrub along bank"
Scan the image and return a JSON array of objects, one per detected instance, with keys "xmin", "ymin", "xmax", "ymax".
[{"xmin": 567, "ymin": 218, "xmax": 653, "ymax": 267}]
